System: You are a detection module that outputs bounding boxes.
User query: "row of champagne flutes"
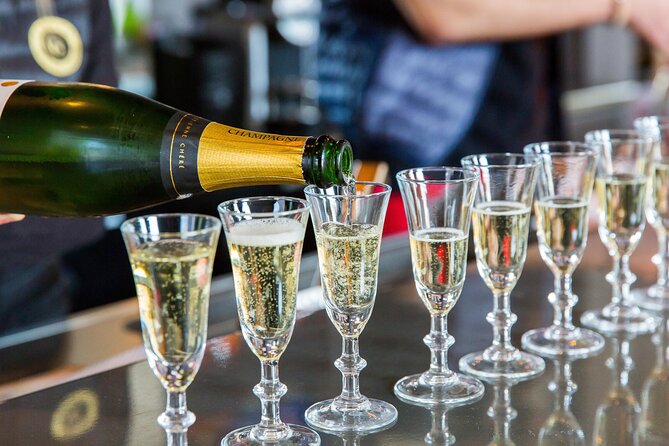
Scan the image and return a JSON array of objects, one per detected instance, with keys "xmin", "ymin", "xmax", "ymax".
[
  {"xmin": 118, "ymin": 114, "xmax": 669, "ymax": 444},
  {"xmin": 119, "ymin": 184, "xmax": 397, "ymax": 445},
  {"xmin": 398, "ymin": 117, "xmax": 669, "ymax": 408}
]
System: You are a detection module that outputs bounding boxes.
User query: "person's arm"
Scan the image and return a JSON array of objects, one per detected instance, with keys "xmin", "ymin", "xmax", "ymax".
[{"xmin": 393, "ymin": 0, "xmax": 669, "ymax": 56}]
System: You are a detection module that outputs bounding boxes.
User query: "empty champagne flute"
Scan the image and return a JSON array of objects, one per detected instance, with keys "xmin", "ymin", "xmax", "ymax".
[
  {"xmin": 121, "ymin": 213, "xmax": 221, "ymax": 431},
  {"xmin": 521, "ymin": 142, "xmax": 605, "ymax": 357},
  {"xmin": 218, "ymin": 197, "xmax": 319, "ymax": 446},
  {"xmin": 581, "ymin": 130, "xmax": 657, "ymax": 334},
  {"xmin": 633, "ymin": 116, "xmax": 669, "ymax": 310},
  {"xmin": 459, "ymin": 153, "xmax": 545, "ymax": 380},
  {"xmin": 304, "ymin": 182, "xmax": 397, "ymax": 433},
  {"xmin": 394, "ymin": 167, "xmax": 485, "ymax": 404}
]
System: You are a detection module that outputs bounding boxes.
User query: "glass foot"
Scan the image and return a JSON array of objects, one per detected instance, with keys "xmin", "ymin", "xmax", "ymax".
[
  {"xmin": 631, "ymin": 287, "xmax": 669, "ymax": 311},
  {"xmin": 581, "ymin": 307, "xmax": 656, "ymax": 334},
  {"xmin": 521, "ymin": 327, "xmax": 605, "ymax": 358},
  {"xmin": 221, "ymin": 424, "xmax": 320, "ymax": 446},
  {"xmin": 393, "ymin": 372, "xmax": 484, "ymax": 405},
  {"xmin": 157, "ymin": 410, "xmax": 195, "ymax": 432},
  {"xmin": 304, "ymin": 398, "xmax": 397, "ymax": 433},
  {"xmin": 459, "ymin": 350, "xmax": 545, "ymax": 380}
]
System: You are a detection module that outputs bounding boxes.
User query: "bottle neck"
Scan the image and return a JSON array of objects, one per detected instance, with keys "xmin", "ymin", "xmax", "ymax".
[{"xmin": 302, "ymin": 135, "xmax": 353, "ymax": 188}]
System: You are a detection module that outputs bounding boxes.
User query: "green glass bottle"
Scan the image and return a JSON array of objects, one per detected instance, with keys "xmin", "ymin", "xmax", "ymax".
[{"xmin": 0, "ymin": 80, "xmax": 353, "ymax": 216}]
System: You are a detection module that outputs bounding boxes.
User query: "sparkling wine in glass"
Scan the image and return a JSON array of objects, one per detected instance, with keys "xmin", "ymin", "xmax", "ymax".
[
  {"xmin": 121, "ymin": 213, "xmax": 221, "ymax": 431},
  {"xmin": 304, "ymin": 182, "xmax": 397, "ymax": 433},
  {"xmin": 218, "ymin": 197, "xmax": 319, "ymax": 446},
  {"xmin": 632, "ymin": 116, "xmax": 669, "ymax": 311},
  {"xmin": 394, "ymin": 167, "xmax": 484, "ymax": 404},
  {"xmin": 581, "ymin": 130, "xmax": 657, "ymax": 334},
  {"xmin": 521, "ymin": 142, "xmax": 605, "ymax": 357},
  {"xmin": 459, "ymin": 153, "xmax": 545, "ymax": 380}
]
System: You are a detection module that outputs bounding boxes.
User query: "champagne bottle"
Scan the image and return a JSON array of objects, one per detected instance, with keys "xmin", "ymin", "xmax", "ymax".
[{"xmin": 0, "ymin": 80, "xmax": 353, "ymax": 216}]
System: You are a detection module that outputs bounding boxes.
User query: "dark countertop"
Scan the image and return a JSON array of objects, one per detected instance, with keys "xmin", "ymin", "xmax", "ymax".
[{"xmin": 0, "ymin": 229, "xmax": 666, "ymax": 446}]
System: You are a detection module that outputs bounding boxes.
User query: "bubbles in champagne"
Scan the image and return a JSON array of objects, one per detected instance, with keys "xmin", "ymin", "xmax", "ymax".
[
  {"xmin": 316, "ymin": 222, "xmax": 381, "ymax": 337},
  {"xmin": 535, "ymin": 197, "xmax": 588, "ymax": 274},
  {"xmin": 130, "ymin": 239, "xmax": 214, "ymax": 391},
  {"xmin": 227, "ymin": 218, "xmax": 304, "ymax": 360},
  {"xmin": 410, "ymin": 228, "xmax": 468, "ymax": 314},
  {"xmin": 472, "ymin": 201, "xmax": 531, "ymax": 292}
]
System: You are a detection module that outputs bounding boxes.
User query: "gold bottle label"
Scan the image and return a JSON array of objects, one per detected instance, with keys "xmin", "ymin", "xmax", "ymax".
[{"xmin": 160, "ymin": 111, "xmax": 308, "ymax": 198}]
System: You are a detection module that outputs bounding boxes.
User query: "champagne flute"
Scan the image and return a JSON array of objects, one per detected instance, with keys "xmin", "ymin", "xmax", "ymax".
[
  {"xmin": 581, "ymin": 130, "xmax": 657, "ymax": 334},
  {"xmin": 521, "ymin": 142, "xmax": 605, "ymax": 357},
  {"xmin": 632, "ymin": 116, "xmax": 669, "ymax": 310},
  {"xmin": 394, "ymin": 167, "xmax": 485, "ymax": 404},
  {"xmin": 459, "ymin": 153, "xmax": 545, "ymax": 380},
  {"xmin": 218, "ymin": 197, "xmax": 319, "ymax": 446},
  {"xmin": 121, "ymin": 213, "xmax": 221, "ymax": 431},
  {"xmin": 304, "ymin": 182, "xmax": 397, "ymax": 433}
]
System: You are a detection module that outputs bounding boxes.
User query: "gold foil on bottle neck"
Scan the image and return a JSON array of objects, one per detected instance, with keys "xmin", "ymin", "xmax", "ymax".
[{"xmin": 197, "ymin": 122, "xmax": 308, "ymax": 191}]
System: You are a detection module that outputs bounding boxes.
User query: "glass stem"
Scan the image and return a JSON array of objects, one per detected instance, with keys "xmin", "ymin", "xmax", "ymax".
[
  {"xmin": 252, "ymin": 360, "xmax": 288, "ymax": 440},
  {"xmin": 488, "ymin": 383, "xmax": 516, "ymax": 443},
  {"xmin": 610, "ymin": 337, "xmax": 633, "ymax": 389},
  {"xmin": 485, "ymin": 290, "xmax": 517, "ymax": 361},
  {"xmin": 422, "ymin": 314, "xmax": 455, "ymax": 385},
  {"xmin": 653, "ymin": 230, "xmax": 669, "ymax": 290},
  {"xmin": 333, "ymin": 336, "xmax": 368, "ymax": 411},
  {"xmin": 166, "ymin": 430, "xmax": 188, "ymax": 446},
  {"xmin": 608, "ymin": 254, "xmax": 636, "ymax": 308},
  {"xmin": 553, "ymin": 359, "xmax": 576, "ymax": 413},
  {"xmin": 655, "ymin": 312, "xmax": 669, "ymax": 367},
  {"xmin": 165, "ymin": 390, "xmax": 188, "ymax": 422},
  {"xmin": 426, "ymin": 405, "xmax": 454, "ymax": 445},
  {"xmin": 550, "ymin": 272, "xmax": 576, "ymax": 332}
]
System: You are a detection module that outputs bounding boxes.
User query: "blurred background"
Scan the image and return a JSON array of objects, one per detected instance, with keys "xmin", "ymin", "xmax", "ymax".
[{"xmin": 93, "ymin": 0, "xmax": 668, "ymax": 305}]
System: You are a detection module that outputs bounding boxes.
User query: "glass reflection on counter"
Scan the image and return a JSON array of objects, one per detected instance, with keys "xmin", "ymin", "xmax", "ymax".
[
  {"xmin": 593, "ymin": 333, "xmax": 640, "ymax": 446},
  {"xmin": 165, "ymin": 426, "xmax": 188, "ymax": 446},
  {"xmin": 538, "ymin": 357, "xmax": 585, "ymax": 446},
  {"xmin": 486, "ymin": 379, "xmax": 519, "ymax": 446},
  {"xmin": 317, "ymin": 417, "xmax": 395, "ymax": 446},
  {"xmin": 396, "ymin": 387, "xmax": 480, "ymax": 445},
  {"xmin": 640, "ymin": 310, "xmax": 669, "ymax": 445},
  {"xmin": 400, "ymin": 404, "xmax": 456, "ymax": 445}
]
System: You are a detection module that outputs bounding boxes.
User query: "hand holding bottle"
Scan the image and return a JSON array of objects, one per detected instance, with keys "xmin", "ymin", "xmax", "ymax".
[{"xmin": 0, "ymin": 214, "xmax": 24, "ymax": 224}]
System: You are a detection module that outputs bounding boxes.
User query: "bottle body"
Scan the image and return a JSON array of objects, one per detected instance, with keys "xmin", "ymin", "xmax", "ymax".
[{"xmin": 0, "ymin": 81, "xmax": 352, "ymax": 216}]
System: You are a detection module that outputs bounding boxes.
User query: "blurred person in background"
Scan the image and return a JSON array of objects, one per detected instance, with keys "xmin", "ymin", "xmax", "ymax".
[
  {"xmin": 318, "ymin": 0, "xmax": 669, "ymax": 176},
  {"xmin": 0, "ymin": 0, "xmax": 118, "ymax": 334}
]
